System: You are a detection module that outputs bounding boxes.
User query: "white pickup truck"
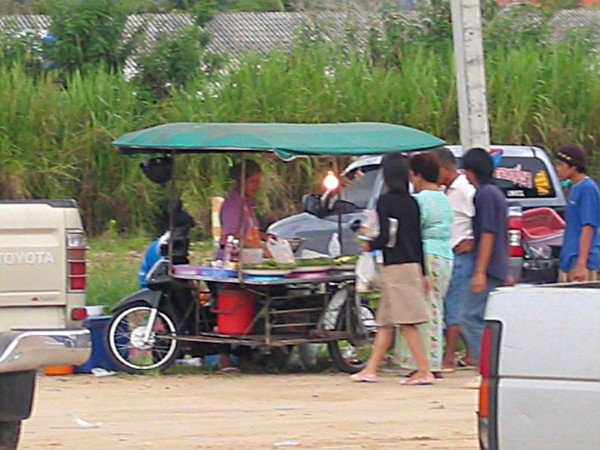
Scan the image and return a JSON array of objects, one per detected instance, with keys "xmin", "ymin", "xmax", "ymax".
[
  {"xmin": 0, "ymin": 199, "xmax": 91, "ymax": 450},
  {"xmin": 478, "ymin": 282, "xmax": 600, "ymax": 450}
]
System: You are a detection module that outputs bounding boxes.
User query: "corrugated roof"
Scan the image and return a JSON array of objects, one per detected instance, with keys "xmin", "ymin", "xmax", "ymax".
[
  {"xmin": 551, "ymin": 8, "xmax": 600, "ymax": 43},
  {"xmin": 124, "ymin": 13, "xmax": 195, "ymax": 49},
  {"xmin": 0, "ymin": 10, "xmax": 599, "ymax": 67},
  {"xmin": 0, "ymin": 14, "xmax": 50, "ymax": 32},
  {"xmin": 124, "ymin": 12, "xmax": 387, "ymax": 60},
  {"xmin": 206, "ymin": 12, "xmax": 306, "ymax": 56}
]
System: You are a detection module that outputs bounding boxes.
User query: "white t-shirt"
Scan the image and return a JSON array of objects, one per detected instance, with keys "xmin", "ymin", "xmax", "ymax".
[{"xmin": 446, "ymin": 174, "xmax": 476, "ymax": 249}]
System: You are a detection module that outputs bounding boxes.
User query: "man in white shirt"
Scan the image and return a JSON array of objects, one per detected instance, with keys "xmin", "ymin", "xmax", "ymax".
[{"xmin": 435, "ymin": 147, "xmax": 477, "ymax": 370}]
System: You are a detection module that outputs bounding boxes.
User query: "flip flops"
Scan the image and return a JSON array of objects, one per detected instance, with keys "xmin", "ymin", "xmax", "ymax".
[
  {"xmin": 350, "ymin": 373, "xmax": 377, "ymax": 383},
  {"xmin": 218, "ymin": 366, "xmax": 241, "ymax": 374},
  {"xmin": 456, "ymin": 359, "xmax": 478, "ymax": 370},
  {"xmin": 406, "ymin": 370, "xmax": 444, "ymax": 379},
  {"xmin": 399, "ymin": 375, "xmax": 435, "ymax": 386}
]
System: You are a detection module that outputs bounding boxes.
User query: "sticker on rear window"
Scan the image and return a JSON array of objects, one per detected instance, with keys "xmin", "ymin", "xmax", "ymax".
[
  {"xmin": 534, "ymin": 170, "xmax": 550, "ymax": 195},
  {"xmin": 494, "ymin": 165, "xmax": 533, "ymax": 189}
]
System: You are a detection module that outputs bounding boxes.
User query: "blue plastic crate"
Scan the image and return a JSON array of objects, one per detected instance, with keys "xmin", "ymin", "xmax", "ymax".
[{"xmin": 75, "ymin": 315, "xmax": 117, "ymax": 373}]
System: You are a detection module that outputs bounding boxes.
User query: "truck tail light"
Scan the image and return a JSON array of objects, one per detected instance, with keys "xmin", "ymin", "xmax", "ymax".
[
  {"xmin": 67, "ymin": 230, "xmax": 87, "ymax": 292},
  {"xmin": 478, "ymin": 321, "xmax": 502, "ymax": 450},
  {"xmin": 507, "ymin": 210, "xmax": 524, "ymax": 258},
  {"xmin": 71, "ymin": 307, "xmax": 88, "ymax": 321}
]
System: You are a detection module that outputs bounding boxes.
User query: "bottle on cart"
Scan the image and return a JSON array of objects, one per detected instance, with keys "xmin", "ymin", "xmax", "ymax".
[
  {"xmin": 223, "ymin": 235, "xmax": 240, "ymax": 268},
  {"xmin": 224, "ymin": 235, "xmax": 233, "ymax": 268},
  {"xmin": 328, "ymin": 232, "xmax": 341, "ymax": 257},
  {"xmin": 230, "ymin": 237, "xmax": 240, "ymax": 262}
]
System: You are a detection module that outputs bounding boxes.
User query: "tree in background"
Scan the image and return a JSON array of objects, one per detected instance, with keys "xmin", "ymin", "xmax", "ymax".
[
  {"xmin": 229, "ymin": 0, "xmax": 284, "ymax": 11},
  {"xmin": 134, "ymin": 25, "xmax": 206, "ymax": 100},
  {"xmin": 128, "ymin": 0, "xmax": 225, "ymax": 101},
  {"xmin": 36, "ymin": 0, "xmax": 137, "ymax": 75},
  {"xmin": 165, "ymin": 0, "xmax": 283, "ymax": 12},
  {"xmin": 0, "ymin": 0, "xmax": 33, "ymax": 13}
]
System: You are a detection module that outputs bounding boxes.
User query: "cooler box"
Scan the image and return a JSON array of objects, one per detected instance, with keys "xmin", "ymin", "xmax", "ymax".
[{"xmin": 75, "ymin": 315, "xmax": 117, "ymax": 373}]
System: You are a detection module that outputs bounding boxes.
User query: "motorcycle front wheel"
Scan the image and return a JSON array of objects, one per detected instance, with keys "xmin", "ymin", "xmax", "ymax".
[
  {"xmin": 104, "ymin": 304, "xmax": 180, "ymax": 374},
  {"xmin": 327, "ymin": 303, "xmax": 378, "ymax": 374}
]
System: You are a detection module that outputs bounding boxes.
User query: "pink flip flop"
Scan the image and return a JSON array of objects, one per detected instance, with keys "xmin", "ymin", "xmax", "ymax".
[
  {"xmin": 218, "ymin": 366, "xmax": 240, "ymax": 374},
  {"xmin": 399, "ymin": 375, "xmax": 434, "ymax": 386},
  {"xmin": 350, "ymin": 373, "xmax": 377, "ymax": 383}
]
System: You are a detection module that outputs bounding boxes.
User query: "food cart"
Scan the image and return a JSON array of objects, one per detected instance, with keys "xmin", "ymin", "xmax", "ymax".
[{"xmin": 105, "ymin": 122, "xmax": 445, "ymax": 374}]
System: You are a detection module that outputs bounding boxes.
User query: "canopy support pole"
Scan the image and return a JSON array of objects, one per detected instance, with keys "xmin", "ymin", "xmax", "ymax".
[
  {"xmin": 336, "ymin": 157, "xmax": 343, "ymax": 256},
  {"xmin": 167, "ymin": 151, "xmax": 178, "ymax": 275}
]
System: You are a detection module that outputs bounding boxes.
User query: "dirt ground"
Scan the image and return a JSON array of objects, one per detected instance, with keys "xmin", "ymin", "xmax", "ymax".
[{"xmin": 19, "ymin": 369, "xmax": 480, "ymax": 450}]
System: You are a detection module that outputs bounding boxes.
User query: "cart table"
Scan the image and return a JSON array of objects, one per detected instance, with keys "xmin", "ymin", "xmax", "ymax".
[{"xmin": 169, "ymin": 265, "xmax": 357, "ymax": 347}]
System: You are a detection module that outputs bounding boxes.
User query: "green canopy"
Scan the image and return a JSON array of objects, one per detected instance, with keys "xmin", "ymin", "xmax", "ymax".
[{"xmin": 113, "ymin": 122, "xmax": 445, "ymax": 160}]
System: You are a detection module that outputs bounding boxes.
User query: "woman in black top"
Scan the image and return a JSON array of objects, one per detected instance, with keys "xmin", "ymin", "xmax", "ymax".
[{"xmin": 350, "ymin": 153, "xmax": 434, "ymax": 385}]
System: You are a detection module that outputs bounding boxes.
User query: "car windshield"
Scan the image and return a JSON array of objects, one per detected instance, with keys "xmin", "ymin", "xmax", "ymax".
[{"xmin": 338, "ymin": 165, "xmax": 379, "ymax": 209}]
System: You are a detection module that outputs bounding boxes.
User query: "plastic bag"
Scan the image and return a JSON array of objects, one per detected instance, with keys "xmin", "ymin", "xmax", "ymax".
[
  {"xmin": 266, "ymin": 237, "xmax": 295, "ymax": 264},
  {"xmin": 355, "ymin": 251, "xmax": 378, "ymax": 292},
  {"xmin": 361, "ymin": 210, "xmax": 380, "ymax": 239}
]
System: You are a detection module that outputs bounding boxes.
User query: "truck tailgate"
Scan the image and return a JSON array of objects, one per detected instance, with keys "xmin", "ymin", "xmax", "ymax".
[{"xmin": 0, "ymin": 206, "xmax": 66, "ymax": 306}]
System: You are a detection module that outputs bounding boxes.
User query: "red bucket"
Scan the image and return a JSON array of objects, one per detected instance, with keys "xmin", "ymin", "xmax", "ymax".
[{"xmin": 216, "ymin": 289, "xmax": 255, "ymax": 335}]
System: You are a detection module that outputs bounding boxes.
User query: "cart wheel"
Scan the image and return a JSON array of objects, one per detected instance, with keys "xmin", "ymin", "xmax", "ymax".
[
  {"xmin": 327, "ymin": 303, "xmax": 377, "ymax": 374},
  {"xmin": 105, "ymin": 304, "xmax": 180, "ymax": 374}
]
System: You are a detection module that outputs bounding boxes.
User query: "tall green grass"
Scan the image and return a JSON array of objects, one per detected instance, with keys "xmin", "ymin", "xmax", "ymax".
[
  {"xmin": 86, "ymin": 235, "xmax": 214, "ymax": 309},
  {"xmin": 86, "ymin": 235, "xmax": 143, "ymax": 309},
  {"xmin": 1, "ymin": 37, "xmax": 600, "ymax": 236}
]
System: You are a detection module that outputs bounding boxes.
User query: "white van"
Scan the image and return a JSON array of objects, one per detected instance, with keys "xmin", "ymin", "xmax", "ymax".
[{"xmin": 0, "ymin": 199, "xmax": 88, "ymax": 331}]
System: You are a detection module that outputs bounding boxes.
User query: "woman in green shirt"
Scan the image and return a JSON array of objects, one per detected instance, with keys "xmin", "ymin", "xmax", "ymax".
[{"xmin": 396, "ymin": 153, "xmax": 454, "ymax": 375}]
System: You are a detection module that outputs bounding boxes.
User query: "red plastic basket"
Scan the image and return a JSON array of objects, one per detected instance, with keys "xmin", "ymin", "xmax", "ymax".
[{"xmin": 522, "ymin": 207, "xmax": 565, "ymax": 241}]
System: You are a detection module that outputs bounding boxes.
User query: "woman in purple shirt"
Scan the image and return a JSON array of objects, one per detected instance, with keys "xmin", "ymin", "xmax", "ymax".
[
  {"xmin": 216, "ymin": 160, "xmax": 266, "ymax": 260},
  {"xmin": 213, "ymin": 159, "xmax": 265, "ymax": 372}
]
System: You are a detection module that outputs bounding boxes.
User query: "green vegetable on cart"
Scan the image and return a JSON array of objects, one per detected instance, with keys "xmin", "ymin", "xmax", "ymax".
[
  {"xmin": 334, "ymin": 255, "xmax": 359, "ymax": 266},
  {"xmin": 242, "ymin": 260, "xmax": 297, "ymax": 270},
  {"xmin": 295, "ymin": 257, "xmax": 335, "ymax": 267}
]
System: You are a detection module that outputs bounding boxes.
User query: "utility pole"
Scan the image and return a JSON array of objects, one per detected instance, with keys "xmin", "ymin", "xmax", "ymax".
[{"xmin": 450, "ymin": 0, "xmax": 490, "ymax": 151}]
